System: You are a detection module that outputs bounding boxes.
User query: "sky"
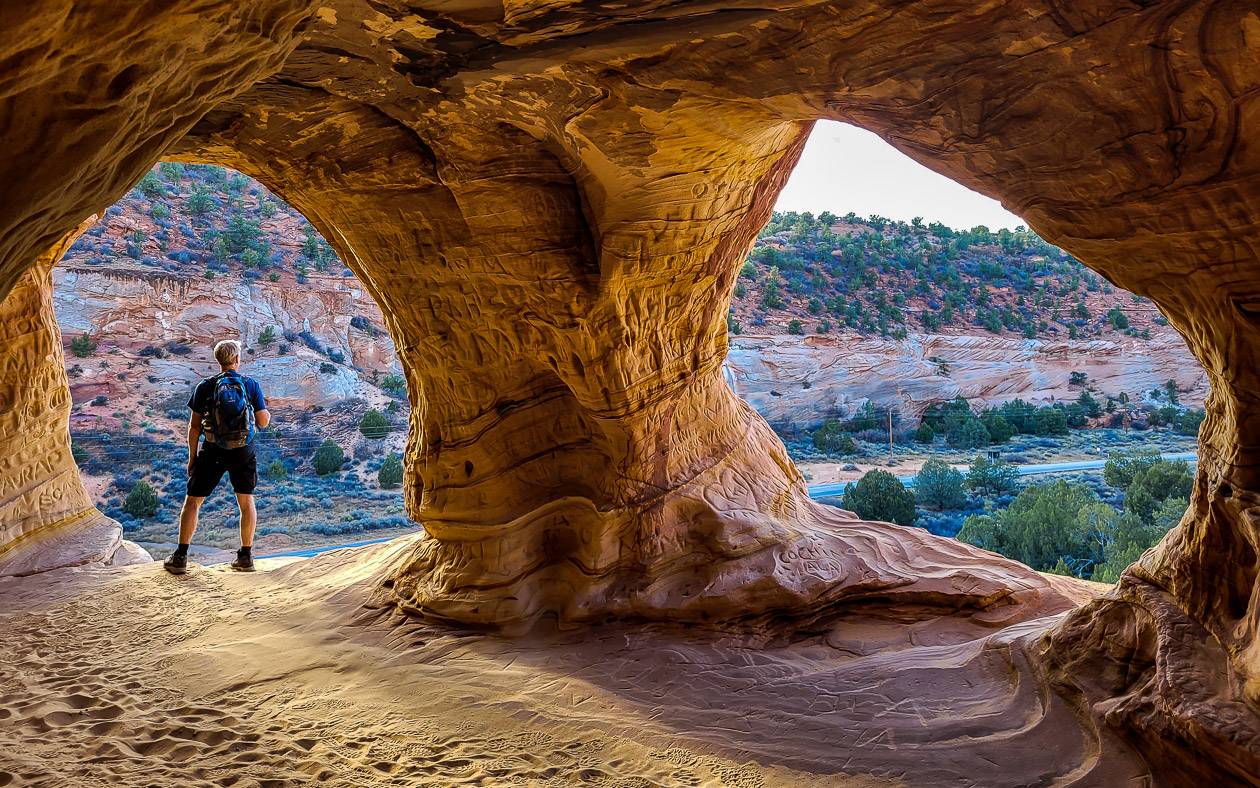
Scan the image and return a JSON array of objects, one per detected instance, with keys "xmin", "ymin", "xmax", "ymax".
[{"xmin": 774, "ymin": 120, "xmax": 1026, "ymax": 231}]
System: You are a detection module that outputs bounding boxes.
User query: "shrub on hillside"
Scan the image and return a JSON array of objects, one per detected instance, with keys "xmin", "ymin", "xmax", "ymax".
[
  {"xmin": 380, "ymin": 374, "xmax": 407, "ymax": 397},
  {"xmin": 123, "ymin": 480, "xmax": 159, "ymax": 519},
  {"xmin": 913, "ymin": 422, "xmax": 935, "ymax": 444},
  {"xmin": 1076, "ymin": 391, "xmax": 1102, "ymax": 419},
  {"xmin": 843, "ymin": 470, "xmax": 916, "ymax": 526},
  {"xmin": 946, "ymin": 417, "xmax": 990, "ymax": 450},
  {"xmin": 70, "ymin": 333, "xmax": 97, "ymax": 357},
  {"xmin": 759, "ymin": 266, "xmax": 785, "ymax": 309},
  {"xmin": 378, "ymin": 453, "xmax": 404, "ymax": 489},
  {"xmin": 349, "ymin": 315, "xmax": 378, "ymax": 335},
  {"xmin": 979, "ymin": 399, "xmax": 1069, "ymax": 437},
  {"xmin": 981, "ymin": 414, "xmax": 1014, "ymax": 444},
  {"xmin": 812, "ymin": 419, "xmax": 857, "ymax": 454},
  {"xmin": 1173, "ymin": 408, "xmax": 1205, "ymax": 436},
  {"xmin": 313, "ymin": 440, "xmax": 345, "ymax": 476},
  {"xmin": 1149, "ymin": 405, "xmax": 1205, "ymax": 436},
  {"xmin": 137, "ymin": 171, "xmax": 165, "ymax": 199},
  {"xmin": 297, "ymin": 330, "xmax": 324, "ymax": 354},
  {"xmin": 359, "ymin": 410, "xmax": 389, "ymax": 439}
]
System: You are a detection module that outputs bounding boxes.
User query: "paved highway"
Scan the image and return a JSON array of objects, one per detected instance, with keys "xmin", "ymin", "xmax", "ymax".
[{"xmin": 805, "ymin": 451, "xmax": 1197, "ymax": 499}]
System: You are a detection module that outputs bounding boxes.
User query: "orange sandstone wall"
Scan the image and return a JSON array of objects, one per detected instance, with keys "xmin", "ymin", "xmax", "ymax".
[
  {"xmin": 0, "ymin": 233, "xmax": 98, "ymax": 553},
  {"xmin": 0, "ymin": 2, "xmax": 1257, "ymax": 781}
]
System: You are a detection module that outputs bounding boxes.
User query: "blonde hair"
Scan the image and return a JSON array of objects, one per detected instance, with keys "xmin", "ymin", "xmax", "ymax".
[{"xmin": 213, "ymin": 339, "xmax": 241, "ymax": 367}]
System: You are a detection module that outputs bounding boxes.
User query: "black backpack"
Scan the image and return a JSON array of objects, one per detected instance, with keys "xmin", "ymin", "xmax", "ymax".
[{"xmin": 205, "ymin": 373, "xmax": 256, "ymax": 449}]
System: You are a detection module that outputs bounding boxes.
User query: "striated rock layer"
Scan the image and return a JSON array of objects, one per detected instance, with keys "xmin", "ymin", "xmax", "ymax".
[
  {"xmin": 0, "ymin": 0, "xmax": 1258, "ymax": 782},
  {"xmin": 54, "ymin": 263, "xmax": 398, "ymax": 409},
  {"xmin": 728, "ymin": 332, "xmax": 1208, "ymax": 430}
]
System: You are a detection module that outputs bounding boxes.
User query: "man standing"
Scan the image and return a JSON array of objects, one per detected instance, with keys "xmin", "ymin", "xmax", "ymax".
[{"xmin": 164, "ymin": 339, "xmax": 271, "ymax": 574}]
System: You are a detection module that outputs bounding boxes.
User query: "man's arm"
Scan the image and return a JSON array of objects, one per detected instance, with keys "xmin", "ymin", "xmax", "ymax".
[
  {"xmin": 251, "ymin": 380, "xmax": 271, "ymax": 429},
  {"xmin": 187, "ymin": 412, "xmax": 203, "ymax": 473}
]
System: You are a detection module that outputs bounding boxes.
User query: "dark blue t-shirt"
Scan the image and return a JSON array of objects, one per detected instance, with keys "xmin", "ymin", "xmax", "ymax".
[{"xmin": 189, "ymin": 371, "xmax": 267, "ymax": 446}]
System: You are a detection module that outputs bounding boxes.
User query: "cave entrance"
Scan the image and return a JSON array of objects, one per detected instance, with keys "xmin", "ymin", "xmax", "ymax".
[
  {"xmin": 55, "ymin": 163, "xmax": 419, "ymax": 565},
  {"xmin": 728, "ymin": 120, "xmax": 1209, "ymax": 584}
]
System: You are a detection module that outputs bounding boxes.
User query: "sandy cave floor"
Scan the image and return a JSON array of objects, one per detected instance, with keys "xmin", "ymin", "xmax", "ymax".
[{"xmin": 0, "ymin": 539, "xmax": 1149, "ymax": 787}]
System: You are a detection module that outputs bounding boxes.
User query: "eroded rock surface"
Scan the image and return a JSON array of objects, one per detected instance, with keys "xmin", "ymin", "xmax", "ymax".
[
  {"xmin": 1, "ymin": 1, "xmax": 1258, "ymax": 782},
  {"xmin": 54, "ymin": 263, "xmax": 398, "ymax": 409},
  {"xmin": 0, "ymin": 229, "xmax": 148, "ymax": 575}
]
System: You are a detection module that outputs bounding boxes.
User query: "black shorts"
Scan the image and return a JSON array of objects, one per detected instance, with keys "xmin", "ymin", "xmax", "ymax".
[{"xmin": 187, "ymin": 443, "xmax": 257, "ymax": 497}]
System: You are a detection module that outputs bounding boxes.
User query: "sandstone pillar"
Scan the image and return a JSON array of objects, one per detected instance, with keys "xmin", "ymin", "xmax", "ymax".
[
  {"xmin": 173, "ymin": 90, "xmax": 1079, "ymax": 629},
  {"xmin": 0, "ymin": 229, "xmax": 146, "ymax": 575}
]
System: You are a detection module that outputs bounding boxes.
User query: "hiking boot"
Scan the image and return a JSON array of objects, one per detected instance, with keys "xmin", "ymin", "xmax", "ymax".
[
  {"xmin": 163, "ymin": 551, "xmax": 188, "ymax": 575},
  {"xmin": 230, "ymin": 549, "xmax": 255, "ymax": 572}
]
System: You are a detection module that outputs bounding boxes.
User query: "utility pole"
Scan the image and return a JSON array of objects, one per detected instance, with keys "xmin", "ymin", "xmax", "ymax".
[
  {"xmin": 888, "ymin": 388, "xmax": 906, "ymax": 466},
  {"xmin": 888, "ymin": 407, "xmax": 894, "ymax": 464}
]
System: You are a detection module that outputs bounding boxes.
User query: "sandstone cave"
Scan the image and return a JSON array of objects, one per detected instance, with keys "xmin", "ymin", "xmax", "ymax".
[{"xmin": 1, "ymin": 2, "xmax": 1257, "ymax": 785}]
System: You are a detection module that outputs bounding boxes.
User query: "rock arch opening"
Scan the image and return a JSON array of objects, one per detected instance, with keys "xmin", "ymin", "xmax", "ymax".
[
  {"xmin": 727, "ymin": 120, "xmax": 1210, "ymax": 585},
  {"xmin": 43, "ymin": 163, "xmax": 416, "ymax": 566}
]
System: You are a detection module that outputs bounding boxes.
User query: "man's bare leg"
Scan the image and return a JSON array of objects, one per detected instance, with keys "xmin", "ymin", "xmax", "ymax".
[
  {"xmin": 178, "ymin": 496, "xmax": 205, "ymax": 544},
  {"xmin": 235, "ymin": 493, "xmax": 256, "ymax": 548}
]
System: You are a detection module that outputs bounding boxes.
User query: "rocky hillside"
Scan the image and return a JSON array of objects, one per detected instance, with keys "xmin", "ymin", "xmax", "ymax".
[
  {"xmin": 729, "ymin": 333, "xmax": 1206, "ymax": 432},
  {"xmin": 723, "ymin": 211, "xmax": 1203, "ymax": 429},
  {"xmin": 55, "ymin": 165, "xmax": 1201, "ymax": 441},
  {"xmin": 57, "ymin": 163, "xmax": 402, "ymax": 431},
  {"xmin": 732, "ymin": 211, "xmax": 1173, "ymax": 341}
]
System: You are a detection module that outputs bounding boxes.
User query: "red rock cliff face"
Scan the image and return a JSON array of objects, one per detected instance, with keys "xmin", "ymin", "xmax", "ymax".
[
  {"xmin": 728, "ymin": 332, "xmax": 1208, "ymax": 430},
  {"xmin": 53, "ymin": 263, "xmax": 398, "ymax": 409},
  {"xmin": 0, "ymin": 1, "xmax": 1257, "ymax": 781}
]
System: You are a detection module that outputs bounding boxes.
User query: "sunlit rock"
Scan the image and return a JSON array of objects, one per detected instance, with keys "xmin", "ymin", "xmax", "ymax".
[
  {"xmin": 0, "ymin": 0, "xmax": 1257, "ymax": 781},
  {"xmin": 0, "ymin": 226, "xmax": 149, "ymax": 575}
]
